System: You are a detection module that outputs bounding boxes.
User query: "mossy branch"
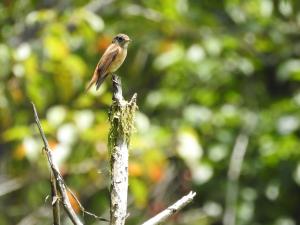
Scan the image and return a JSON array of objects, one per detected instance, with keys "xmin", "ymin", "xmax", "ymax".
[{"xmin": 108, "ymin": 75, "xmax": 137, "ymax": 225}]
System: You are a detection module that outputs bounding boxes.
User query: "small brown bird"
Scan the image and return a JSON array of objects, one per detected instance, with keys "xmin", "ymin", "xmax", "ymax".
[{"xmin": 86, "ymin": 33, "xmax": 131, "ymax": 91}]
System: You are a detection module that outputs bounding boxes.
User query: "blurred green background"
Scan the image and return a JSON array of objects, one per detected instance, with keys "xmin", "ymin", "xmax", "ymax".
[{"xmin": 1, "ymin": 0, "xmax": 300, "ymax": 224}]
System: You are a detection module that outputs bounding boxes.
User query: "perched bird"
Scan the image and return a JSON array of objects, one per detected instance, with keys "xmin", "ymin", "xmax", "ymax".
[{"xmin": 86, "ymin": 33, "xmax": 131, "ymax": 91}]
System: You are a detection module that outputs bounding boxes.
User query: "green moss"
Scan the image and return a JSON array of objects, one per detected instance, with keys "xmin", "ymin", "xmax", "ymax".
[{"xmin": 108, "ymin": 95, "xmax": 137, "ymax": 156}]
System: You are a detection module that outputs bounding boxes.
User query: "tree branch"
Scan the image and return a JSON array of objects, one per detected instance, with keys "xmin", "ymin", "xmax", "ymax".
[
  {"xmin": 32, "ymin": 102, "xmax": 83, "ymax": 225},
  {"xmin": 108, "ymin": 75, "xmax": 137, "ymax": 225},
  {"xmin": 223, "ymin": 133, "xmax": 249, "ymax": 225},
  {"xmin": 50, "ymin": 173, "xmax": 61, "ymax": 225},
  {"xmin": 0, "ymin": 177, "xmax": 24, "ymax": 197},
  {"xmin": 141, "ymin": 191, "xmax": 196, "ymax": 225},
  {"xmin": 67, "ymin": 187, "xmax": 109, "ymax": 222}
]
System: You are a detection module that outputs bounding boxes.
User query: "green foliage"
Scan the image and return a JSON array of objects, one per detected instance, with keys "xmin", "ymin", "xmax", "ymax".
[{"xmin": 1, "ymin": 0, "xmax": 300, "ymax": 224}]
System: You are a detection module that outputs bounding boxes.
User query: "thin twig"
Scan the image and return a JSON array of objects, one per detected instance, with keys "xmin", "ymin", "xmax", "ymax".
[
  {"xmin": 0, "ymin": 177, "xmax": 24, "ymax": 197},
  {"xmin": 32, "ymin": 102, "xmax": 83, "ymax": 225},
  {"xmin": 50, "ymin": 172, "xmax": 61, "ymax": 225},
  {"xmin": 223, "ymin": 133, "xmax": 249, "ymax": 225},
  {"xmin": 67, "ymin": 187, "xmax": 109, "ymax": 222},
  {"xmin": 141, "ymin": 191, "xmax": 197, "ymax": 225}
]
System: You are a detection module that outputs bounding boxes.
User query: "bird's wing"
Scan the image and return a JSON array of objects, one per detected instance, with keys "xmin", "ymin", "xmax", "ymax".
[
  {"xmin": 85, "ymin": 44, "xmax": 119, "ymax": 91},
  {"xmin": 95, "ymin": 46, "xmax": 120, "ymax": 90},
  {"xmin": 97, "ymin": 44, "xmax": 120, "ymax": 77}
]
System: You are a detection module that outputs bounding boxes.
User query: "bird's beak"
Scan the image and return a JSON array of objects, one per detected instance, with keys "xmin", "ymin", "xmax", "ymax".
[{"xmin": 126, "ymin": 38, "xmax": 131, "ymax": 42}]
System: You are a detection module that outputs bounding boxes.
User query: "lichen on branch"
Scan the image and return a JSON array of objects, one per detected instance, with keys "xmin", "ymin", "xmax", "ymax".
[
  {"xmin": 108, "ymin": 76, "xmax": 137, "ymax": 154},
  {"xmin": 108, "ymin": 74, "xmax": 137, "ymax": 225}
]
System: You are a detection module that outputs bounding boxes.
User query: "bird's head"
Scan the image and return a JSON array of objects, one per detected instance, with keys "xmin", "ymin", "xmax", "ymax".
[{"xmin": 113, "ymin": 34, "xmax": 131, "ymax": 48}]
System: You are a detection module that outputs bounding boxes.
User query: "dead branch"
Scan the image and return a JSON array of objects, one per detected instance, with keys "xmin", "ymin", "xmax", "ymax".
[
  {"xmin": 141, "ymin": 191, "xmax": 196, "ymax": 225},
  {"xmin": 223, "ymin": 133, "xmax": 249, "ymax": 225},
  {"xmin": 32, "ymin": 102, "xmax": 83, "ymax": 225},
  {"xmin": 108, "ymin": 75, "xmax": 137, "ymax": 225}
]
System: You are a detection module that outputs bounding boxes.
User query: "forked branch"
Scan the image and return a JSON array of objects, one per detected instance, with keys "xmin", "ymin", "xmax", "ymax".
[
  {"xmin": 32, "ymin": 102, "xmax": 83, "ymax": 225},
  {"xmin": 32, "ymin": 103, "xmax": 108, "ymax": 225}
]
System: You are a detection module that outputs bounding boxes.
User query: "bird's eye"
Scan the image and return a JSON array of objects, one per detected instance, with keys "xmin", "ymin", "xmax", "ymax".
[{"xmin": 117, "ymin": 36, "xmax": 123, "ymax": 42}]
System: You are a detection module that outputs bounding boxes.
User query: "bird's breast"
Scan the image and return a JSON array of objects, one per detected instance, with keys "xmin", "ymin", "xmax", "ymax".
[{"xmin": 109, "ymin": 49, "xmax": 127, "ymax": 72}]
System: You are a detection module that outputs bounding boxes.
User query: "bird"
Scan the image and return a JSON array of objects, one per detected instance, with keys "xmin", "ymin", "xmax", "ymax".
[{"xmin": 85, "ymin": 33, "xmax": 131, "ymax": 91}]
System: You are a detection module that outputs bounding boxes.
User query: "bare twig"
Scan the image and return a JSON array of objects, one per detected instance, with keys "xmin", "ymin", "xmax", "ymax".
[
  {"xmin": 50, "ymin": 173, "xmax": 61, "ymax": 225},
  {"xmin": 141, "ymin": 191, "xmax": 196, "ymax": 225},
  {"xmin": 109, "ymin": 75, "xmax": 137, "ymax": 225},
  {"xmin": 67, "ymin": 187, "xmax": 109, "ymax": 222},
  {"xmin": 32, "ymin": 102, "xmax": 83, "ymax": 225},
  {"xmin": 223, "ymin": 133, "xmax": 249, "ymax": 225},
  {"xmin": 0, "ymin": 177, "xmax": 24, "ymax": 197}
]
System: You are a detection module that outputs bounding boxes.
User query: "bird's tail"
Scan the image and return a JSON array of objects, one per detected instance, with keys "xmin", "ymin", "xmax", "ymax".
[
  {"xmin": 96, "ymin": 73, "xmax": 109, "ymax": 90},
  {"xmin": 85, "ymin": 76, "xmax": 97, "ymax": 92}
]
